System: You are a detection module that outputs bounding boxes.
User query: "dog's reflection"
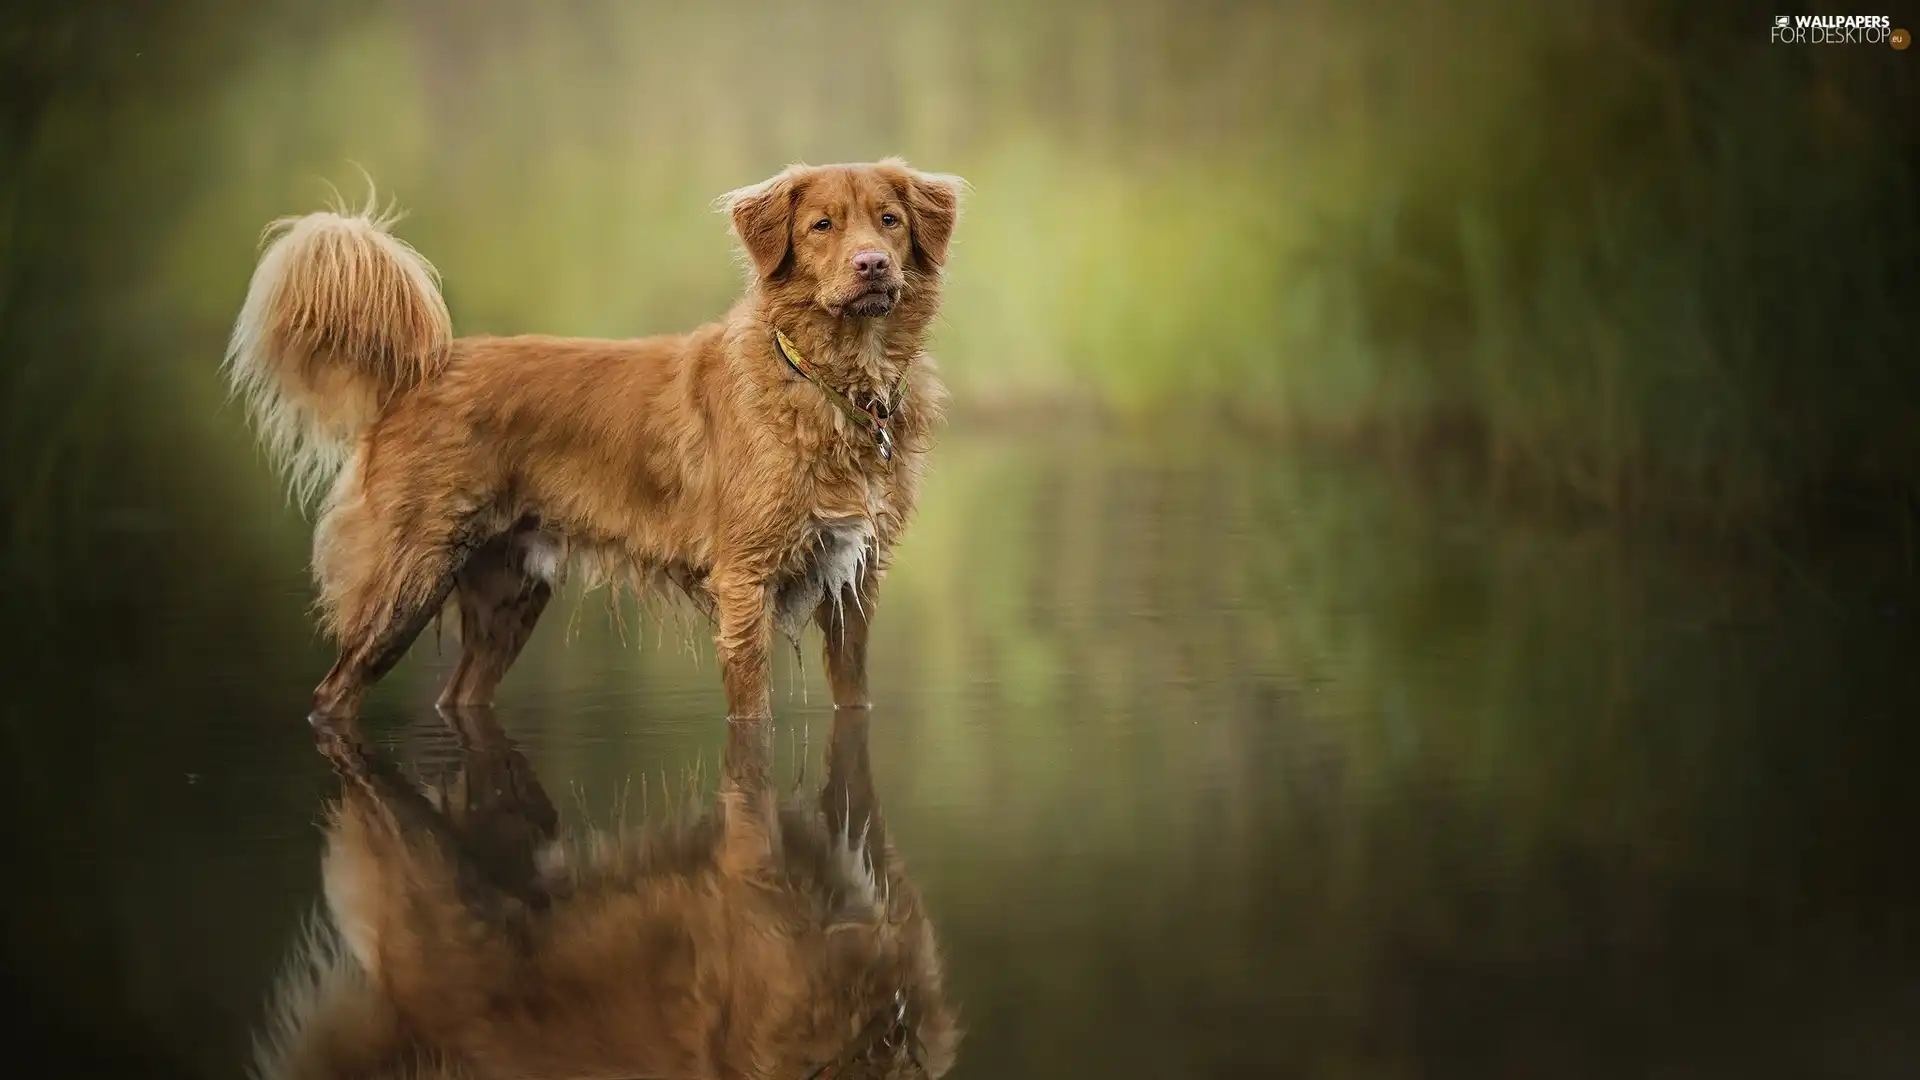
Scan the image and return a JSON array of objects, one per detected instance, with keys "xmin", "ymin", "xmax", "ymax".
[{"xmin": 256, "ymin": 709, "xmax": 960, "ymax": 1079}]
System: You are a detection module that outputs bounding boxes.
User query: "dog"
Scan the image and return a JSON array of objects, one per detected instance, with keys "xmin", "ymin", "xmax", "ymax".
[
  {"xmin": 253, "ymin": 709, "xmax": 961, "ymax": 1079},
  {"xmin": 224, "ymin": 160, "xmax": 963, "ymax": 720}
]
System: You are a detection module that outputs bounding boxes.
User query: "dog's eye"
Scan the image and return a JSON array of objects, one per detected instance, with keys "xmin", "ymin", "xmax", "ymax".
[
  {"xmin": 880, "ymin": 213, "xmax": 900, "ymax": 228},
  {"xmin": 811, "ymin": 218, "xmax": 833, "ymax": 232}
]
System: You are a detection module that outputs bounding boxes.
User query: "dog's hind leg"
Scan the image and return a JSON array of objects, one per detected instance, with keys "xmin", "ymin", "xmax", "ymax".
[
  {"xmin": 312, "ymin": 574, "xmax": 457, "ymax": 720},
  {"xmin": 437, "ymin": 534, "xmax": 553, "ymax": 709},
  {"xmin": 311, "ymin": 505, "xmax": 476, "ymax": 720}
]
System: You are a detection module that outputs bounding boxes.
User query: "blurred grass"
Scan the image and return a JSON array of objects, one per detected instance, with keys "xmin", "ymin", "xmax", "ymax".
[{"xmin": 2, "ymin": 0, "xmax": 1917, "ymax": 580}]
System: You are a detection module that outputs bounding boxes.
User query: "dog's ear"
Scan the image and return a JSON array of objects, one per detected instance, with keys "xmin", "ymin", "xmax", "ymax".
[
  {"xmin": 881, "ymin": 159, "xmax": 966, "ymax": 272},
  {"xmin": 718, "ymin": 167, "xmax": 805, "ymax": 281}
]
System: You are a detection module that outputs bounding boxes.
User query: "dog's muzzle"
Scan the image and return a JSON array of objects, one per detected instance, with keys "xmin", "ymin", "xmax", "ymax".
[{"xmin": 835, "ymin": 285, "xmax": 899, "ymax": 318}]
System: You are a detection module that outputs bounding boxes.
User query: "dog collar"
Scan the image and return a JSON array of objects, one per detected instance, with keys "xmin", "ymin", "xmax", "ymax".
[
  {"xmin": 802, "ymin": 989, "xmax": 927, "ymax": 1079},
  {"xmin": 772, "ymin": 329, "xmax": 906, "ymax": 464}
]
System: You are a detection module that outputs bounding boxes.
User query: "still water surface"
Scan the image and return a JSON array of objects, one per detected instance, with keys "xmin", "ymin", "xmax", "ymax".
[{"xmin": 12, "ymin": 429, "xmax": 1920, "ymax": 1078}]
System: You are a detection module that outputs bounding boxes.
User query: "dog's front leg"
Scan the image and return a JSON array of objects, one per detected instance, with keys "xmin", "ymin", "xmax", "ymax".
[
  {"xmin": 713, "ymin": 566, "xmax": 774, "ymax": 719},
  {"xmin": 815, "ymin": 564, "xmax": 880, "ymax": 708}
]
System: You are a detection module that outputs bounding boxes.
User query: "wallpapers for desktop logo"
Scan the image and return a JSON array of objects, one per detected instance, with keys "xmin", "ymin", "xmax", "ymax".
[{"xmin": 1770, "ymin": 14, "xmax": 1907, "ymax": 46}]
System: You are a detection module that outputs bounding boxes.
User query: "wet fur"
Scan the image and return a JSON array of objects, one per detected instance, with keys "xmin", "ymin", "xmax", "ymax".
[
  {"xmin": 254, "ymin": 710, "xmax": 960, "ymax": 1080},
  {"xmin": 224, "ymin": 161, "xmax": 962, "ymax": 719}
]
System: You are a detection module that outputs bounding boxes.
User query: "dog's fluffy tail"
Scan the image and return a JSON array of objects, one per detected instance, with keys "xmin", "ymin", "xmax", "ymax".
[{"xmin": 224, "ymin": 192, "xmax": 452, "ymax": 506}]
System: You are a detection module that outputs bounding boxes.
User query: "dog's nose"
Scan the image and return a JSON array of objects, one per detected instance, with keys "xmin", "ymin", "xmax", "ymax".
[{"xmin": 852, "ymin": 251, "xmax": 891, "ymax": 279}]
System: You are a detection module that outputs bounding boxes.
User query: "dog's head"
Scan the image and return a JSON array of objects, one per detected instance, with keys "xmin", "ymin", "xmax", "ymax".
[{"xmin": 721, "ymin": 159, "xmax": 965, "ymax": 319}]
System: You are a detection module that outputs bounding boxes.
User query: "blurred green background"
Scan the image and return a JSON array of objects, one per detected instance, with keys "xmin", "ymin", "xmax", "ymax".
[
  {"xmin": 4, "ymin": 0, "xmax": 1916, "ymax": 556},
  {"xmin": 2, "ymin": 1, "xmax": 1918, "ymax": 1076}
]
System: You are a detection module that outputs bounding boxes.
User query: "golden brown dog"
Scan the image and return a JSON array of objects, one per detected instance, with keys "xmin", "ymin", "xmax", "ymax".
[
  {"xmin": 253, "ymin": 709, "xmax": 960, "ymax": 1079},
  {"xmin": 224, "ymin": 160, "xmax": 963, "ymax": 720}
]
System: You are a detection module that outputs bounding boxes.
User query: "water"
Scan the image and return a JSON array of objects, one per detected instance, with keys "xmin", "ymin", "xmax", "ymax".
[{"xmin": 6, "ymin": 429, "xmax": 1919, "ymax": 1079}]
